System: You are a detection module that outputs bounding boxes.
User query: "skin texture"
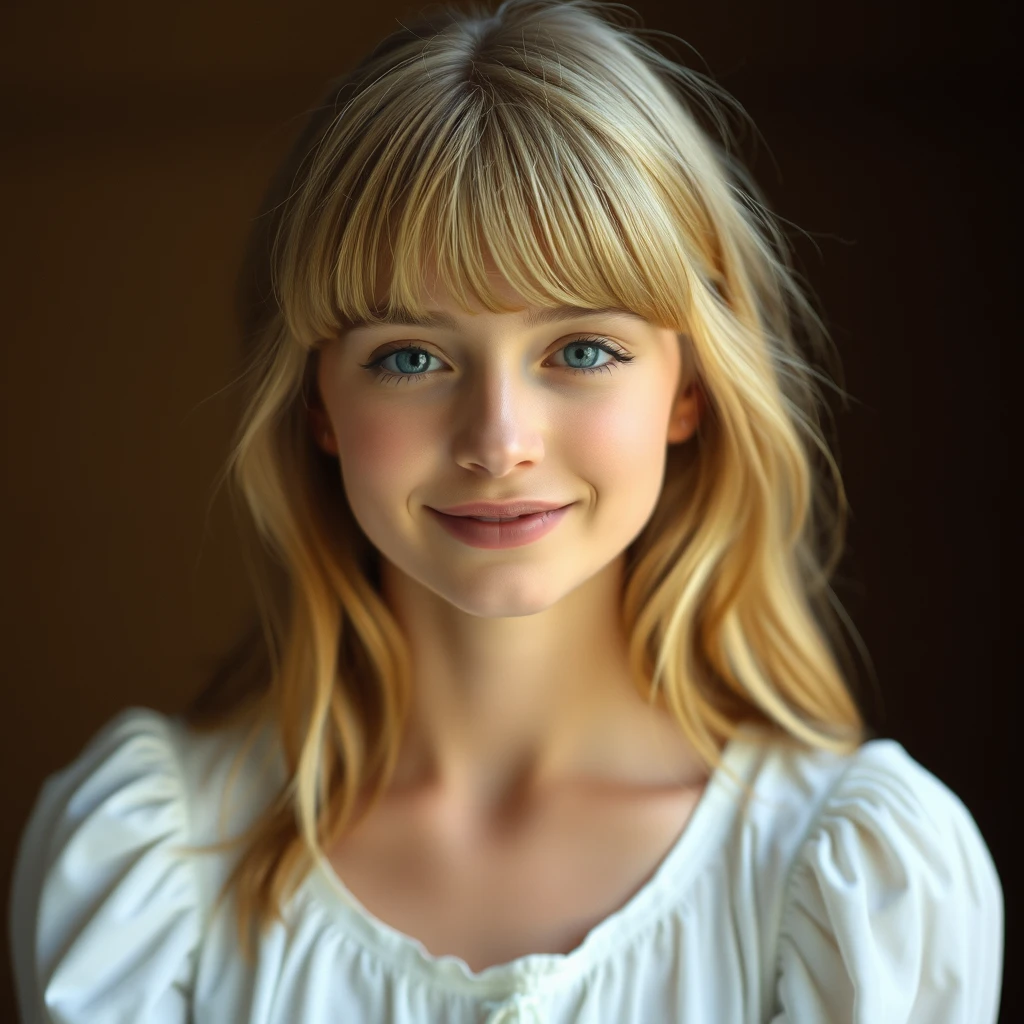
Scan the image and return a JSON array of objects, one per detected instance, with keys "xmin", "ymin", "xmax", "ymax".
[{"xmin": 309, "ymin": 256, "xmax": 706, "ymax": 843}]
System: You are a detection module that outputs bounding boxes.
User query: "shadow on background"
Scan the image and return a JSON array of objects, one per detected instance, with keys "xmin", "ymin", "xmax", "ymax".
[{"xmin": 0, "ymin": 0, "xmax": 1014, "ymax": 1020}]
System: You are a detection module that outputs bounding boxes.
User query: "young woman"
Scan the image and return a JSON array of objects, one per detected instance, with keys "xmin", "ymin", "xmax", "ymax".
[{"xmin": 9, "ymin": 1, "xmax": 1004, "ymax": 1021}]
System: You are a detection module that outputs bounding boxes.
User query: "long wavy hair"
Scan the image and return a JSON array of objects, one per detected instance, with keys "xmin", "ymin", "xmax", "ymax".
[{"xmin": 173, "ymin": 0, "xmax": 883, "ymax": 964}]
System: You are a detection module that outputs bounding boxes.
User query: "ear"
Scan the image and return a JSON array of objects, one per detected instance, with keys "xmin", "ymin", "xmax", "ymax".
[
  {"xmin": 667, "ymin": 375, "xmax": 705, "ymax": 445},
  {"xmin": 304, "ymin": 347, "xmax": 339, "ymax": 455},
  {"xmin": 308, "ymin": 404, "xmax": 338, "ymax": 455}
]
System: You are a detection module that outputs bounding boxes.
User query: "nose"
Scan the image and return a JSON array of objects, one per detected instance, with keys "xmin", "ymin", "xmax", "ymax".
[{"xmin": 451, "ymin": 361, "xmax": 547, "ymax": 475}]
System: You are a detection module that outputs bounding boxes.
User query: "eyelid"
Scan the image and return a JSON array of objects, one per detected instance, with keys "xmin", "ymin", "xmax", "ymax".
[{"xmin": 363, "ymin": 335, "xmax": 632, "ymax": 363}]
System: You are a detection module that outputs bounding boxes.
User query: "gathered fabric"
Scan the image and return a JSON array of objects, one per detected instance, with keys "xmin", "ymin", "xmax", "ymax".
[{"xmin": 9, "ymin": 707, "xmax": 1005, "ymax": 1024}]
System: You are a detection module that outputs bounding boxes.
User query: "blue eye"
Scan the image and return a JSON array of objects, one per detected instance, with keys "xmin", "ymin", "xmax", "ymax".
[{"xmin": 359, "ymin": 336, "xmax": 635, "ymax": 387}]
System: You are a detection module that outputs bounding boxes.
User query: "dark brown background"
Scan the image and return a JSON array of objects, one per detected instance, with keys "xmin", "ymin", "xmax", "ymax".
[{"xmin": 1, "ymin": 1, "xmax": 1015, "ymax": 1020}]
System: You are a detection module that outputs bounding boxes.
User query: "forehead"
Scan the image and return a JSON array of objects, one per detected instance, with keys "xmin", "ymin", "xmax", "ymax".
[
  {"xmin": 345, "ymin": 303, "xmax": 652, "ymax": 333},
  {"xmin": 351, "ymin": 250, "xmax": 645, "ymax": 332},
  {"xmin": 370, "ymin": 249, "xmax": 524, "ymax": 311}
]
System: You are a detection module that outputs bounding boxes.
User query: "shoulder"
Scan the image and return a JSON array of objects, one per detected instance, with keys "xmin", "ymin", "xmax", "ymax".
[
  {"xmin": 8, "ymin": 704, "xmax": 272, "ymax": 1023},
  {"xmin": 13, "ymin": 706, "xmax": 195, "ymax": 863},
  {"xmin": 770, "ymin": 736, "xmax": 1005, "ymax": 1023}
]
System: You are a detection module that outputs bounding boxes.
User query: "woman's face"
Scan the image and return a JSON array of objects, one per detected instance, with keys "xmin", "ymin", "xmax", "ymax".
[{"xmin": 311, "ymin": 262, "xmax": 700, "ymax": 619}]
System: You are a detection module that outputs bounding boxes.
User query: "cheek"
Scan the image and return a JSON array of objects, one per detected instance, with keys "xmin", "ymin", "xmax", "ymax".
[
  {"xmin": 570, "ymin": 387, "xmax": 672, "ymax": 538},
  {"xmin": 332, "ymin": 403, "xmax": 433, "ymax": 499},
  {"xmin": 569, "ymin": 390, "xmax": 666, "ymax": 476}
]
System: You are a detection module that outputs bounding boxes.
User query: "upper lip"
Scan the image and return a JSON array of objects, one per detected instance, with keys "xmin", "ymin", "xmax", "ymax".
[{"xmin": 433, "ymin": 500, "xmax": 571, "ymax": 517}]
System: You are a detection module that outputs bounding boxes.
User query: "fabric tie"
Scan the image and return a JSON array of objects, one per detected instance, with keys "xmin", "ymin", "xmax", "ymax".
[{"xmin": 481, "ymin": 990, "xmax": 546, "ymax": 1023}]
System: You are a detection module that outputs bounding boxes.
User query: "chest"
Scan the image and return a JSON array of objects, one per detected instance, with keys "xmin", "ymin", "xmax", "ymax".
[{"xmin": 324, "ymin": 783, "xmax": 707, "ymax": 974}]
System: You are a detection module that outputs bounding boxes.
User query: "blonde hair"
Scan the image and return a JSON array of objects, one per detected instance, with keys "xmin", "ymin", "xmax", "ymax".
[{"xmin": 174, "ymin": 0, "xmax": 883, "ymax": 963}]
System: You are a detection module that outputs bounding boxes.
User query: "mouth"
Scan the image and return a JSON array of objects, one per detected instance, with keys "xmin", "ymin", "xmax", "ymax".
[
  {"xmin": 433, "ymin": 506, "xmax": 569, "ymax": 521},
  {"xmin": 432, "ymin": 500, "xmax": 571, "ymax": 518},
  {"xmin": 427, "ymin": 503, "xmax": 574, "ymax": 549},
  {"xmin": 456, "ymin": 513, "xmax": 543, "ymax": 522}
]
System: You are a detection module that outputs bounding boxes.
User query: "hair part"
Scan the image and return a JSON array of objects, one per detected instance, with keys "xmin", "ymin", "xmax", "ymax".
[{"xmin": 173, "ymin": 0, "xmax": 883, "ymax": 964}]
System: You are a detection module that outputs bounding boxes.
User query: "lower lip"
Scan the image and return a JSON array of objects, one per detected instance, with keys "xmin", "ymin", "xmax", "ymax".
[{"xmin": 427, "ymin": 505, "xmax": 573, "ymax": 549}]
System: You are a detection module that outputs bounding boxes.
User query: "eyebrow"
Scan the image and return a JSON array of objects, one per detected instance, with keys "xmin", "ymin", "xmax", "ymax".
[{"xmin": 341, "ymin": 305, "xmax": 649, "ymax": 333}]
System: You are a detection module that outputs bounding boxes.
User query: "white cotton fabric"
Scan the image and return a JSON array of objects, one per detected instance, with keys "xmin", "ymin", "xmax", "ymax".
[{"xmin": 9, "ymin": 707, "xmax": 1004, "ymax": 1024}]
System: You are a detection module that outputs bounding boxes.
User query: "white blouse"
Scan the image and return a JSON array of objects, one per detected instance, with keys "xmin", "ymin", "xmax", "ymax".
[{"xmin": 8, "ymin": 706, "xmax": 1004, "ymax": 1024}]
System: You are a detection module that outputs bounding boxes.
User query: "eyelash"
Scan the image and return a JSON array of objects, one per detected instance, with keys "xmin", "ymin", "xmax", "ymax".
[{"xmin": 358, "ymin": 336, "xmax": 635, "ymax": 387}]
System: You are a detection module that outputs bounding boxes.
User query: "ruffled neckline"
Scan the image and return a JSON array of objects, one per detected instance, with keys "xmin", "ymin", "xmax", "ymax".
[{"xmin": 303, "ymin": 722, "xmax": 763, "ymax": 997}]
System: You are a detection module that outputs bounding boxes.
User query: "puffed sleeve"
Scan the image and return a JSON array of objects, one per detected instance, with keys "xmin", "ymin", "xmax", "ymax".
[
  {"xmin": 8, "ymin": 707, "xmax": 202, "ymax": 1024},
  {"xmin": 770, "ymin": 740, "xmax": 1004, "ymax": 1023}
]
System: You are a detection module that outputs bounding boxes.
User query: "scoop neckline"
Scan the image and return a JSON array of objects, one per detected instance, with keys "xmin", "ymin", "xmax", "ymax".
[{"xmin": 304, "ymin": 722, "xmax": 761, "ymax": 997}]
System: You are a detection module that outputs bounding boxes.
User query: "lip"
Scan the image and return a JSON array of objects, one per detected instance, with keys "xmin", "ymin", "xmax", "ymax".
[
  {"xmin": 427, "ymin": 504, "xmax": 573, "ymax": 549},
  {"xmin": 433, "ymin": 500, "xmax": 570, "ymax": 518}
]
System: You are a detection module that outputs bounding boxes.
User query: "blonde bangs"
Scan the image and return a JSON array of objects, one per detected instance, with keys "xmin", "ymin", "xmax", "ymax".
[{"xmin": 277, "ymin": 10, "xmax": 738, "ymax": 349}]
